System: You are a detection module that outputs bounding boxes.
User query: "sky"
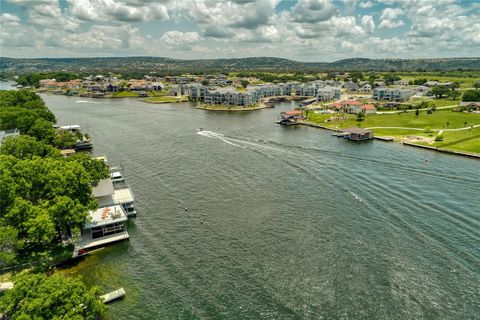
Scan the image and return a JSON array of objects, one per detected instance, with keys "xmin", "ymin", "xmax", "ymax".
[{"xmin": 0, "ymin": 0, "xmax": 479, "ymax": 62}]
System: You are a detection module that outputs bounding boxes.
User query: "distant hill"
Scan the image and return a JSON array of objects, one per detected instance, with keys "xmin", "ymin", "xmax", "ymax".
[{"xmin": 1, "ymin": 56, "xmax": 479, "ymax": 73}]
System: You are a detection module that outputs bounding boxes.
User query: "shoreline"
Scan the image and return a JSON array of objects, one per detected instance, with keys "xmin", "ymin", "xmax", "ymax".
[
  {"xmin": 141, "ymin": 98, "xmax": 189, "ymax": 104},
  {"xmin": 196, "ymin": 101, "xmax": 272, "ymax": 112},
  {"xmin": 296, "ymin": 120, "xmax": 480, "ymax": 159}
]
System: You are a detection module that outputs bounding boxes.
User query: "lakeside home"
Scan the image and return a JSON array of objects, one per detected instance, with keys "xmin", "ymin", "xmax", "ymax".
[
  {"xmin": 73, "ymin": 205, "xmax": 129, "ymax": 257},
  {"xmin": 341, "ymin": 127, "xmax": 374, "ymax": 141},
  {"xmin": 93, "ymin": 177, "xmax": 136, "ymax": 217}
]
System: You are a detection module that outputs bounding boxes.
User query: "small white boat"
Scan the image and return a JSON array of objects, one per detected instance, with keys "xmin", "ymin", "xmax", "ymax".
[{"xmin": 101, "ymin": 288, "xmax": 126, "ymax": 303}]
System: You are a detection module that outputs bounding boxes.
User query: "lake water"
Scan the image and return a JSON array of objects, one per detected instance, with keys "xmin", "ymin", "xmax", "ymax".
[{"xmin": 42, "ymin": 94, "xmax": 479, "ymax": 319}]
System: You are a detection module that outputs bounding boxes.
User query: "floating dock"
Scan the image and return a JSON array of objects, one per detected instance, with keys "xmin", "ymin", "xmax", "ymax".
[{"xmin": 101, "ymin": 288, "xmax": 126, "ymax": 304}]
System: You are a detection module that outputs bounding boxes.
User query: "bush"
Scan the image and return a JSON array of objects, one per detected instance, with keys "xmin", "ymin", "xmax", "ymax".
[{"xmin": 424, "ymin": 126, "xmax": 432, "ymax": 133}]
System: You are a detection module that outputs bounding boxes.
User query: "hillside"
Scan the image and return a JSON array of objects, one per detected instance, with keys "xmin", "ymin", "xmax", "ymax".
[{"xmin": 1, "ymin": 56, "xmax": 479, "ymax": 74}]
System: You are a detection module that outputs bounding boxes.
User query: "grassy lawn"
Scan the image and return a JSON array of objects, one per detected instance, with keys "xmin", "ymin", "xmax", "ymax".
[
  {"xmin": 143, "ymin": 96, "xmax": 188, "ymax": 103},
  {"xmin": 429, "ymin": 127, "xmax": 480, "ymax": 153},
  {"xmin": 317, "ymin": 110, "xmax": 479, "ymax": 130},
  {"xmin": 147, "ymin": 90, "xmax": 171, "ymax": 97},
  {"xmin": 393, "ymin": 72, "xmax": 480, "ymax": 89},
  {"xmin": 308, "ymin": 110, "xmax": 480, "ymax": 154},
  {"xmin": 423, "ymin": 98, "xmax": 458, "ymax": 107},
  {"xmin": 309, "ymin": 113, "xmax": 342, "ymax": 123},
  {"xmin": 112, "ymin": 91, "xmax": 139, "ymax": 97}
]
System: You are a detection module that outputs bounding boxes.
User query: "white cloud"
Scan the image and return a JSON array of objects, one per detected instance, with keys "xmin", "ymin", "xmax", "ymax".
[
  {"xmin": 361, "ymin": 15, "xmax": 375, "ymax": 33},
  {"xmin": 160, "ymin": 31, "xmax": 201, "ymax": 46},
  {"xmin": 331, "ymin": 16, "xmax": 366, "ymax": 36},
  {"xmin": 67, "ymin": 0, "xmax": 169, "ymax": 22},
  {"xmin": 359, "ymin": 1, "xmax": 373, "ymax": 9},
  {"xmin": 291, "ymin": 0, "xmax": 338, "ymax": 23},
  {"xmin": 0, "ymin": 13, "xmax": 21, "ymax": 27},
  {"xmin": 378, "ymin": 8, "xmax": 404, "ymax": 28}
]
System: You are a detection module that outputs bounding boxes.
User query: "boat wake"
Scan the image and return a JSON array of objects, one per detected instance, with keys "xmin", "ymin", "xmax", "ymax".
[
  {"xmin": 197, "ymin": 130, "xmax": 284, "ymax": 152},
  {"xmin": 348, "ymin": 190, "xmax": 364, "ymax": 203},
  {"xmin": 76, "ymin": 100, "xmax": 101, "ymax": 104}
]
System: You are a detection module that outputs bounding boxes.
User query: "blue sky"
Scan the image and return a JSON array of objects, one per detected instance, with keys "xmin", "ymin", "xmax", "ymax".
[{"xmin": 0, "ymin": 0, "xmax": 479, "ymax": 61}]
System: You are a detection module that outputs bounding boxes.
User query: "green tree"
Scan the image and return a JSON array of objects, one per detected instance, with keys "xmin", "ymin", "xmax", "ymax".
[
  {"xmin": 383, "ymin": 74, "xmax": 401, "ymax": 85},
  {"xmin": 473, "ymin": 81, "xmax": 480, "ymax": 90},
  {"xmin": 201, "ymin": 79, "xmax": 209, "ymax": 86},
  {"xmin": 240, "ymin": 80, "xmax": 250, "ymax": 88},
  {"xmin": 0, "ymin": 135, "xmax": 60, "ymax": 159},
  {"xmin": 462, "ymin": 90, "xmax": 480, "ymax": 102},
  {"xmin": 54, "ymin": 130, "xmax": 79, "ymax": 149},
  {"xmin": 0, "ymin": 226, "xmax": 18, "ymax": 267},
  {"xmin": 356, "ymin": 112, "xmax": 365, "ymax": 121},
  {"xmin": 28, "ymin": 118, "xmax": 56, "ymax": 143},
  {"xmin": 350, "ymin": 71, "xmax": 364, "ymax": 82},
  {"xmin": 429, "ymin": 86, "xmax": 450, "ymax": 98},
  {"xmin": 65, "ymin": 152, "xmax": 109, "ymax": 183},
  {"xmin": 415, "ymin": 109, "xmax": 420, "ymax": 116},
  {"xmin": 0, "ymin": 272, "xmax": 107, "ymax": 320},
  {"xmin": 0, "ymin": 155, "xmax": 96, "ymax": 255}
]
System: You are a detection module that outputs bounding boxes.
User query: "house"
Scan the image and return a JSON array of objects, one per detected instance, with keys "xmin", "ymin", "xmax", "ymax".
[
  {"xmin": 424, "ymin": 81, "xmax": 439, "ymax": 87},
  {"xmin": 393, "ymin": 80, "xmax": 409, "ymax": 86},
  {"xmin": 279, "ymin": 110, "xmax": 304, "ymax": 125},
  {"xmin": 361, "ymin": 104, "xmax": 377, "ymax": 114},
  {"xmin": 336, "ymin": 100, "xmax": 363, "ymax": 114},
  {"xmin": 413, "ymin": 85, "xmax": 429, "ymax": 96},
  {"xmin": 343, "ymin": 81, "xmax": 358, "ymax": 92},
  {"xmin": 341, "ymin": 127, "xmax": 374, "ymax": 141},
  {"xmin": 372, "ymin": 88, "xmax": 411, "ymax": 101},
  {"xmin": 93, "ymin": 178, "xmax": 136, "ymax": 217},
  {"xmin": 0, "ymin": 128, "xmax": 20, "ymax": 145},
  {"xmin": 317, "ymin": 87, "xmax": 341, "ymax": 101},
  {"xmin": 459, "ymin": 101, "xmax": 480, "ymax": 111},
  {"xmin": 359, "ymin": 84, "xmax": 372, "ymax": 92},
  {"xmin": 73, "ymin": 205, "xmax": 129, "ymax": 257}
]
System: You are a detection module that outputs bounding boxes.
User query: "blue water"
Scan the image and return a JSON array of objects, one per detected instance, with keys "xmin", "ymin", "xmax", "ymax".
[{"xmin": 43, "ymin": 94, "xmax": 480, "ymax": 319}]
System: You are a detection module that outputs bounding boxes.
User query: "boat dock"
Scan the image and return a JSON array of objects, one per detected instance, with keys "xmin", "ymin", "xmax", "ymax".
[{"xmin": 101, "ymin": 288, "xmax": 126, "ymax": 303}]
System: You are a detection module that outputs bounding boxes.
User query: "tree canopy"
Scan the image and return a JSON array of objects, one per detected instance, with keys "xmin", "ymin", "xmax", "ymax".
[
  {"xmin": 429, "ymin": 85, "xmax": 450, "ymax": 98},
  {"xmin": 0, "ymin": 272, "xmax": 106, "ymax": 320},
  {"xmin": 0, "ymin": 90, "xmax": 56, "ymax": 138},
  {"xmin": 462, "ymin": 89, "xmax": 480, "ymax": 102}
]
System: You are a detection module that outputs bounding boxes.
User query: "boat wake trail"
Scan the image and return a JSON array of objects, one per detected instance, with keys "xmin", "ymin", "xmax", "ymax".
[
  {"xmin": 197, "ymin": 130, "xmax": 284, "ymax": 152},
  {"xmin": 197, "ymin": 130, "xmax": 242, "ymax": 147},
  {"xmin": 348, "ymin": 190, "xmax": 364, "ymax": 203},
  {"xmin": 76, "ymin": 100, "xmax": 102, "ymax": 104}
]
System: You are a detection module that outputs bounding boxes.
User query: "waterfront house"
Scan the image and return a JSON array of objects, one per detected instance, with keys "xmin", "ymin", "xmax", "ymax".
[
  {"xmin": 73, "ymin": 205, "xmax": 129, "ymax": 257},
  {"xmin": 341, "ymin": 127, "xmax": 374, "ymax": 141},
  {"xmin": 279, "ymin": 110, "xmax": 304, "ymax": 125},
  {"xmin": 93, "ymin": 178, "xmax": 136, "ymax": 217},
  {"xmin": 337, "ymin": 100, "xmax": 363, "ymax": 114}
]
